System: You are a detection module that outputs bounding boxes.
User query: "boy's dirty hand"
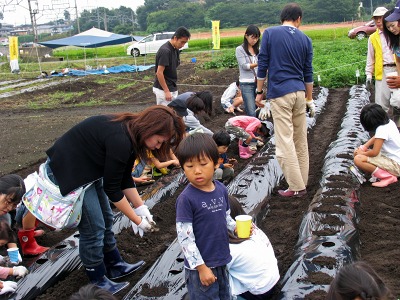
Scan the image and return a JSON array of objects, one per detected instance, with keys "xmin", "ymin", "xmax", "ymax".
[{"xmin": 197, "ymin": 265, "xmax": 217, "ymax": 286}]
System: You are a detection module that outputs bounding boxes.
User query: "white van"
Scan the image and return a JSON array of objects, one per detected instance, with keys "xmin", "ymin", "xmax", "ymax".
[{"xmin": 127, "ymin": 32, "xmax": 188, "ymax": 57}]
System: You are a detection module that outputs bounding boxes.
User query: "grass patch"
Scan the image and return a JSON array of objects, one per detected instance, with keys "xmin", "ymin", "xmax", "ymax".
[
  {"xmin": 27, "ymin": 91, "xmax": 86, "ymax": 109},
  {"xmin": 116, "ymin": 82, "xmax": 137, "ymax": 90}
]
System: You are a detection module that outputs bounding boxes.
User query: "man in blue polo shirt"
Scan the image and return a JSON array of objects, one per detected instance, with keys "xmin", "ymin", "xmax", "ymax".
[{"xmin": 255, "ymin": 3, "xmax": 314, "ymax": 197}]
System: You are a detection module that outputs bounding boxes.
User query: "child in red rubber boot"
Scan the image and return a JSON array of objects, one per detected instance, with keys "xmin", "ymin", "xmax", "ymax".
[
  {"xmin": 15, "ymin": 202, "xmax": 49, "ymax": 256},
  {"xmin": 353, "ymin": 103, "xmax": 400, "ymax": 187},
  {"xmin": 0, "ymin": 175, "xmax": 44, "ymax": 258}
]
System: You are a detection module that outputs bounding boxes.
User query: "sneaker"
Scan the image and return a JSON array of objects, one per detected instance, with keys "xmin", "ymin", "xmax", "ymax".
[
  {"xmin": 278, "ymin": 188, "xmax": 307, "ymax": 197},
  {"xmin": 234, "ymin": 107, "xmax": 244, "ymax": 113},
  {"xmin": 249, "ymin": 144, "xmax": 257, "ymax": 152}
]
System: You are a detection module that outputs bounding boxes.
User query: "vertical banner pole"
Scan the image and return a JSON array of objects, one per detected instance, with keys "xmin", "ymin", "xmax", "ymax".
[
  {"xmin": 9, "ymin": 36, "xmax": 20, "ymax": 74},
  {"xmin": 211, "ymin": 20, "xmax": 220, "ymax": 50}
]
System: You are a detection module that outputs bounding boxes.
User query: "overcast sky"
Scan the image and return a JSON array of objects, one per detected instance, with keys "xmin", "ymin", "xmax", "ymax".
[{"xmin": 1, "ymin": 0, "xmax": 144, "ymax": 26}]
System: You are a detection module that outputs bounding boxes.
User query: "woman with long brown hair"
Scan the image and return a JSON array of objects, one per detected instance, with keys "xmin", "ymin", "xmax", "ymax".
[{"xmin": 44, "ymin": 106, "xmax": 186, "ymax": 294}]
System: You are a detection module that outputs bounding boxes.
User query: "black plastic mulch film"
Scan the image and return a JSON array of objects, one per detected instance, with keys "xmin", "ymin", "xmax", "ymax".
[{"xmin": 6, "ymin": 86, "xmax": 372, "ymax": 299}]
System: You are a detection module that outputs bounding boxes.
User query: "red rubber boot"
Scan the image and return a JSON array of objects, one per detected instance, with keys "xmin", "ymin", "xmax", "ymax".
[{"xmin": 18, "ymin": 229, "xmax": 49, "ymax": 256}]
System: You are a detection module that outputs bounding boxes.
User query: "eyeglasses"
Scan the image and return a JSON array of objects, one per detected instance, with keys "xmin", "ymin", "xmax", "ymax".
[{"xmin": 1, "ymin": 196, "xmax": 18, "ymax": 210}]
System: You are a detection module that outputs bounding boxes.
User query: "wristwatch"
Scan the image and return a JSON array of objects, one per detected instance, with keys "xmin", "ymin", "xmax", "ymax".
[{"xmin": 256, "ymin": 90, "xmax": 263, "ymax": 95}]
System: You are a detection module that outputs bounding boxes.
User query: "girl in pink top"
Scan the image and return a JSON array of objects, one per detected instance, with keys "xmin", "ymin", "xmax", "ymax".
[{"xmin": 225, "ymin": 116, "xmax": 270, "ymax": 159}]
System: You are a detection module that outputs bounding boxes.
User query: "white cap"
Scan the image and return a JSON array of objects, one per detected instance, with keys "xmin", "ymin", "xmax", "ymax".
[{"xmin": 372, "ymin": 7, "xmax": 388, "ymax": 17}]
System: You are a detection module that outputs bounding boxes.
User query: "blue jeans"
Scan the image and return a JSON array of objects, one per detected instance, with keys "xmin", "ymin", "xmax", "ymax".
[
  {"xmin": 46, "ymin": 161, "xmax": 116, "ymax": 267},
  {"xmin": 132, "ymin": 160, "xmax": 145, "ymax": 178},
  {"xmin": 78, "ymin": 179, "xmax": 116, "ymax": 267},
  {"xmin": 240, "ymin": 82, "xmax": 256, "ymax": 117},
  {"xmin": 185, "ymin": 266, "xmax": 230, "ymax": 300}
]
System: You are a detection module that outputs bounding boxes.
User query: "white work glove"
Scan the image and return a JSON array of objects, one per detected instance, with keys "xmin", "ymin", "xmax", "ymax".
[
  {"xmin": 256, "ymin": 100, "xmax": 271, "ymax": 120},
  {"xmin": 0, "ymin": 281, "xmax": 18, "ymax": 295},
  {"xmin": 306, "ymin": 99, "xmax": 316, "ymax": 117},
  {"xmin": 12, "ymin": 266, "xmax": 28, "ymax": 278},
  {"xmin": 134, "ymin": 205, "xmax": 155, "ymax": 224},
  {"xmin": 365, "ymin": 77, "xmax": 372, "ymax": 89},
  {"xmin": 188, "ymin": 127, "xmax": 204, "ymax": 135},
  {"xmin": 257, "ymin": 100, "xmax": 271, "ymax": 120},
  {"xmin": 131, "ymin": 217, "xmax": 152, "ymax": 238}
]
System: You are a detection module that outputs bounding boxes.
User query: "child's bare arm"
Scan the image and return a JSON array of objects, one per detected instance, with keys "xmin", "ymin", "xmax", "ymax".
[
  {"xmin": 355, "ymin": 137, "xmax": 382, "ymax": 158},
  {"xmin": 167, "ymin": 150, "xmax": 180, "ymax": 166},
  {"xmin": 369, "ymin": 138, "xmax": 384, "ymax": 157},
  {"xmin": 150, "ymin": 157, "xmax": 178, "ymax": 169},
  {"xmin": 363, "ymin": 136, "xmax": 375, "ymax": 149}
]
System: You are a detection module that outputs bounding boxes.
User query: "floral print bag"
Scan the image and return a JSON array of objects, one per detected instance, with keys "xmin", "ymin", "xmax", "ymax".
[{"xmin": 23, "ymin": 163, "xmax": 91, "ymax": 230}]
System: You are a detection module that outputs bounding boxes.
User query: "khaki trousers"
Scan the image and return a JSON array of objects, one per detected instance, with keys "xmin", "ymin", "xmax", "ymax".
[{"xmin": 270, "ymin": 91, "xmax": 309, "ymax": 191}]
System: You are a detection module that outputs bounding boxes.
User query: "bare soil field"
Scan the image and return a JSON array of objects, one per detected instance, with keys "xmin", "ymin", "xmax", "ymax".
[{"xmin": 0, "ymin": 60, "xmax": 399, "ymax": 299}]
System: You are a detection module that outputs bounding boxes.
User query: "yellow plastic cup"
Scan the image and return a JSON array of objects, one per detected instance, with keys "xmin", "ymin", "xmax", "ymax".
[{"xmin": 235, "ymin": 215, "xmax": 252, "ymax": 238}]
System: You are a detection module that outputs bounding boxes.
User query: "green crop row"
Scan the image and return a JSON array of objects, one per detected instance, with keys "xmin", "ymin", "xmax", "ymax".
[{"xmin": 201, "ymin": 27, "xmax": 368, "ymax": 88}]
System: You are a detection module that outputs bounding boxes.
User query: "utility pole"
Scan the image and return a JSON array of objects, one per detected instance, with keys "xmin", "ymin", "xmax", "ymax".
[
  {"xmin": 131, "ymin": 10, "xmax": 135, "ymax": 31},
  {"xmin": 27, "ymin": 0, "xmax": 38, "ymax": 43},
  {"xmin": 370, "ymin": 0, "xmax": 373, "ymax": 15},
  {"xmin": 97, "ymin": 7, "xmax": 101, "ymax": 29},
  {"xmin": 74, "ymin": 0, "xmax": 80, "ymax": 33}
]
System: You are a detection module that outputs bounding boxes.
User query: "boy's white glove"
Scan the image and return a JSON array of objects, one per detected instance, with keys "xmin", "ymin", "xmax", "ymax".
[
  {"xmin": 306, "ymin": 99, "xmax": 316, "ymax": 117},
  {"xmin": 12, "ymin": 266, "xmax": 28, "ymax": 278},
  {"xmin": 131, "ymin": 217, "xmax": 152, "ymax": 237},
  {"xmin": 0, "ymin": 281, "xmax": 18, "ymax": 295},
  {"xmin": 134, "ymin": 205, "xmax": 155, "ymax": 224},
  {"xmin": 257, "ymin": 100, "xmax": 271, "ymax": 120}
]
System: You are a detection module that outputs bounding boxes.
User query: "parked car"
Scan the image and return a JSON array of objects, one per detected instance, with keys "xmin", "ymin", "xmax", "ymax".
[
  {"xmin": 0, "ymin": 38, "xmax": 9, "ymax": 46},
  {"xmin": 348, "ymin": 20, "xmax": 377, "ymax": 40},
  {"xmin": 127, "ymin": 32, "xmax": 188, "ymax": 57}
]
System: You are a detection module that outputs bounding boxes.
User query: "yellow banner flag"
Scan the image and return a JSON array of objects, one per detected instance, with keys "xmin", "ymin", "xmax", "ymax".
[
  {"xmin": 9, "ymin": 36, "xmax": 18, "ymax": 60},
  {"xmin": 211, "ymin": 20, "xmax": 220, "ymax": 50},
  {"xmin": 9, "ymin": 36, "xmax": 20, "ymax": 73}
]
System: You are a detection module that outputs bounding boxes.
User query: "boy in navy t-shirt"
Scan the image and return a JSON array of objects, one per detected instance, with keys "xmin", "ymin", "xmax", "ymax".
[{"xmin": 175, "ymin": 133, "xmax": 236, "ymax": 299}]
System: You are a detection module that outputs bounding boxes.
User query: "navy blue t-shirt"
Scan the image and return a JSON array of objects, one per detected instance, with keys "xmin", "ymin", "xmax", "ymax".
[{"xmin": 176, "ymin": 180, "xmax": 231, "ymax": 268}]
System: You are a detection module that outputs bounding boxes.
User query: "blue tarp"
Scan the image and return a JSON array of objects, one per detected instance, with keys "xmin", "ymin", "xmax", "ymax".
[
  {"xmin": 51, "ymin": 64, "xmax": 155, "ymax": 76},
  {"xmin": 39, "ymin": 27, "xmax": 136, "ymax": 49}
]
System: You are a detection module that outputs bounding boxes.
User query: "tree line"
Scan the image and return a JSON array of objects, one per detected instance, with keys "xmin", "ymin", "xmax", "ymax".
[
  {"xmin": 0, "ymin": 0, "xmax": 395, "ymax": 35},
  {"xmin": 136, "ymin": 0, "xmax": 395, "ymax": 32},
  {"xmin": 70, "ymin": 0, "xmax": 395, "ymax": 35}
]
